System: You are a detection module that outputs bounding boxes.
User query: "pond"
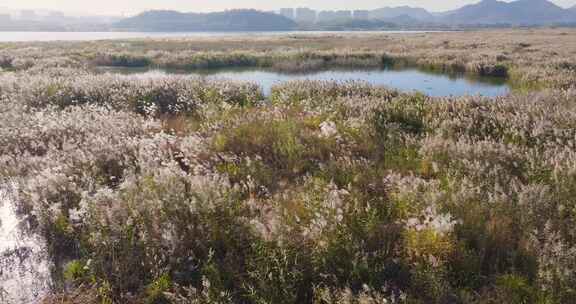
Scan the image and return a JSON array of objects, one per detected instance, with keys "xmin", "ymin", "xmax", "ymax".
[{"xmin": 99, "ymin": 67, "xmax": 510, "ymax": 98}]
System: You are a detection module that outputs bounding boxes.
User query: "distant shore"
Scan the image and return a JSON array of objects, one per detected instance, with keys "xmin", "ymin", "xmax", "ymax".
[{"xmin": 0, "ymin": 30, "xmax": 454, "ymax": 43}]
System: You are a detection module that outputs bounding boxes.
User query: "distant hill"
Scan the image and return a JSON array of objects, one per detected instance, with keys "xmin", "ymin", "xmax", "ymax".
[
  {"xmin": 114, "ymin": 9, "xmax": 297, "ymax": 32},
  {"xmin": 441, "ymin": 0, "xmax": 576, "ymax": 25},
  {"xmin": 115, "ymin": 3, "xmax": 576, "ymax": 32},
  {"xmin": 370, "ymin": 6, "xmax": 434, "ymax": 21}
]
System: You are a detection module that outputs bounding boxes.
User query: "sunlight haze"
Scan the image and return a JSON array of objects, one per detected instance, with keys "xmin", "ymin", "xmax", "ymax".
[{"xmin": 3, "ymin": 0, "xmax": 576, "ymax": 15}]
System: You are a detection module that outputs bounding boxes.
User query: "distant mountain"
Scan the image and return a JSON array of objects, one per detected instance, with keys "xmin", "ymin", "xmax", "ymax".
[
  {"xmin": 370, "ymin": 6, "xmax": 434, "ymax": 21},
  {"xmin": 441, "ymin": 0, "xmax": 576, "ymax": 25},
  {"xmin": 114, "ymin": 9, "xmax": 297, "ymax": 32}
]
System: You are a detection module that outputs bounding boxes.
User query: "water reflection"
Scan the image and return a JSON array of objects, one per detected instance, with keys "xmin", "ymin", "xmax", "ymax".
[{"xmin": 99, "ymin": 66, "xmax": 510, "ymax": 98}]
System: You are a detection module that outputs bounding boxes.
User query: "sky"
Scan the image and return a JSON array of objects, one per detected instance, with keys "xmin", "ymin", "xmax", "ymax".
[{"xmin": 2, "ymin": 0, "xmax": 576, "ymax": 16}]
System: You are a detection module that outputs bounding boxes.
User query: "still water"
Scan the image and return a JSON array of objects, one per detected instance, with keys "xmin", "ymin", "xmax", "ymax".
[{"xmin": 101, "ymin": 67, "xmax": 510, "ymax": 97}]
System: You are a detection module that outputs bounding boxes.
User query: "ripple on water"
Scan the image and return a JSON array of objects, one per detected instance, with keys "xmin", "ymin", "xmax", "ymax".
[{"xmin": 0, "ymin": 185, "xmax": 51, "ymax": 304}]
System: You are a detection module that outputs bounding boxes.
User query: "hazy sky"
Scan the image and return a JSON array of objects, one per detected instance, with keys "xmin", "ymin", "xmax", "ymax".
[{"xmin": 2, "ymin": 0, "xmax": 576, "ymax": 16}]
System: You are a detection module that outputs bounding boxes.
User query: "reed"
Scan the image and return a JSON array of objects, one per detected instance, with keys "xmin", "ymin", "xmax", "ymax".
[{"xmin": 1, "ymin": 29, "xmax": 575, "ymax": 304}]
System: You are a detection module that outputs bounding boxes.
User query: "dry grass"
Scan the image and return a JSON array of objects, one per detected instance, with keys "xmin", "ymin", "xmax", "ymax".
[
  {"xmin": 1, "ymin": 29, "xmax": 574, "ymax": 89},
  {"xmin": 1, "ymin": 29, "xmax": 576, "ymax": 304}
]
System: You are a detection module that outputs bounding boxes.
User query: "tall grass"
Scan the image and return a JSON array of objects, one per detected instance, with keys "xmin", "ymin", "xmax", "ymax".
[{"xmin": 1, "ymin": 29, "xmax": 576, "ymax": 303}]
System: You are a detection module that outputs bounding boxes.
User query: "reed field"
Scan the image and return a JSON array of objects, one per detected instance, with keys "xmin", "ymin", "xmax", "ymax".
[{"xmin": 1, "ymin": 29, "xmax": 576, "ymax": 304}]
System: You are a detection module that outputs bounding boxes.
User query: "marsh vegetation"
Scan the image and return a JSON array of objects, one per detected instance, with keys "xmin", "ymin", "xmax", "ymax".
[
  {"xmin": 97, "ymin": 66, "xmax": 509, "ymax": 97},
  {"xmin": 1, "ymin": 30, "xmax": 576, "ymax": 304}
]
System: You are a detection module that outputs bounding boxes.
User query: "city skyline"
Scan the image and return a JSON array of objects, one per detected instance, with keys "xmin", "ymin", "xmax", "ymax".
[{"xmin": 2, "ymin": 0, "xmax": 576, "ymax": 16}]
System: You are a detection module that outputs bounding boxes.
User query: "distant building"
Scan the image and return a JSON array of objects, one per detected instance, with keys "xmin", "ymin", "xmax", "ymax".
[
  {"xmin": 353, "ymin": 10, "xmax": 370, "ymax": 20},
  {"xmin": 318, "ymin": 10, "xmax": 352, "ymax": 22},
  {"xmin": 20, "ymin": 10, "xmax": 37, "ymax": 20},
  {"xmin": 279, "ymin": 8, "xmax": 294, "ymax": 20},
  {"xmin": 295, "ymin": 7, "xmax": 316, "ymax": 23}
]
